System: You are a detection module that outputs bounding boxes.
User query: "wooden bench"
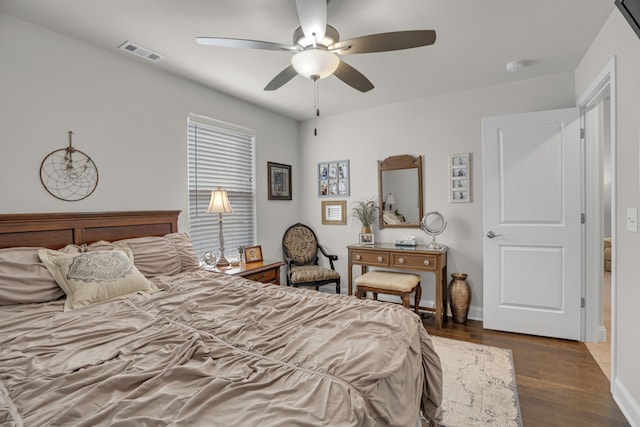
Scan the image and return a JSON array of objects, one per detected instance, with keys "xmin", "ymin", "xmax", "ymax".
[{"xmin": 355, "ymin": 270, "xmax": 421, "ymax": 315}]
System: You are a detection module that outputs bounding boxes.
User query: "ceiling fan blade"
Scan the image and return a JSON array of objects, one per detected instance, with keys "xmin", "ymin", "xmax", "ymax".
[
  {"xmin": 333, "ymin": 61, "xmax": 374, "ymax": 92},
  {"xmin": 196, "ymin": 37, "xmax": 300, "ymax": 52},
  {"xmin": 264, "ymin": 65, "xmax": 298, "ymax": 91},
  {"xmin": 295, "ymin": 0, "xmax": 327, "ymax": 43},
  {"xmin": 330, "ymin": 30, "xmax": 436, "ymax": 54}
]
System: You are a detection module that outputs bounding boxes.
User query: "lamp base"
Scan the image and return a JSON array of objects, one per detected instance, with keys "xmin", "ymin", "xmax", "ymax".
[{"xmin": 216, "ymin": 256, "xmax": 230, "ymax": 268}]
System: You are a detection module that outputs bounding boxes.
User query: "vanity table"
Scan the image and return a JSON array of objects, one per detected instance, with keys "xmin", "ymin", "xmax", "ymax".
[{"xmin": 347, "ymin": 243, "xmax": 448, "ymax": 328}]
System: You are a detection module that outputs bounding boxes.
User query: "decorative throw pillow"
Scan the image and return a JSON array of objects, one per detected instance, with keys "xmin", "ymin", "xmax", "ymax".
[
  {"xmin": 0, "ymin": 245, "xmax": 81, "ymax": 305},
  {"xmin": 38, "ymin": 245, "xmax": 158, "ymax": 311}
]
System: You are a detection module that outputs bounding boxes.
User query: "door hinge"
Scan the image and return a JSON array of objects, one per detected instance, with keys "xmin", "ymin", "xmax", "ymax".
[
  {"xmin": 581, "ymin": 213, "xmax": 586, "ymax": 224},
  {"xmin": 580, "ymin": 128, "xmax": 586, "ymax": 139},
  {"xmin": 581, "ymin": 297, "xmax": 585, "ymax": 308}
]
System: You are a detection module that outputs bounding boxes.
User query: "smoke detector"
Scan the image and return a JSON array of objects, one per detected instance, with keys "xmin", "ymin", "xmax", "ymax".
[
  {"xmin": 505, "ymin": 60, "xmax": 525, "ymax": 73},
  {"xmin": 118, "ymin": 41, "xmax": 164, "ymax": 62}
]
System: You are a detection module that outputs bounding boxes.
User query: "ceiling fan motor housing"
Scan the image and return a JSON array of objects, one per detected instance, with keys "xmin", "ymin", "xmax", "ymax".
[{"xmin": 293, "ymin": 25, "xmax": 340, "ymax": 48}]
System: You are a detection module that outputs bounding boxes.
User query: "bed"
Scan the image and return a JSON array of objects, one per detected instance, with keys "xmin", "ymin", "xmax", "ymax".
[{"xmin": 0, "ymin": 211, "xmax": 443, "ymax": 426}]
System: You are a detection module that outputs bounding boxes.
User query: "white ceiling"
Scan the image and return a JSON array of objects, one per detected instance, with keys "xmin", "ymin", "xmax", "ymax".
[{"xmin": 0, "ymin": 0, "xmax": 614, "ymax": 121}]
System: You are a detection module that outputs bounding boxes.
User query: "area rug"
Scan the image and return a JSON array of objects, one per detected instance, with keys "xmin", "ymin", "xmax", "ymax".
[{"xmin": 430, "ymin": 335, "xmax": 523, "ymax": 427}]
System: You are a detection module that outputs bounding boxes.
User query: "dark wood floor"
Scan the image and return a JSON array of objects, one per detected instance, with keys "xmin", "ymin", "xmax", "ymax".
[{"xmin": 422, "ymin": 316, "xmax": 630, "ymax": 427}]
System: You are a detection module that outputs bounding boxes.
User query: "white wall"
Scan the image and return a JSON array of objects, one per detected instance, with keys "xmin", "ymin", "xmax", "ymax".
[
  {"xmin": 0, "ymin": 13, "xmax": 299, "ymax": 261},
  {"xmin": 298, "ymin": 72, "xmax": 576, "ymax": 317},
  {"xmin": 575, "ymin": 10, "xmax": 640, "ymax": 425}
]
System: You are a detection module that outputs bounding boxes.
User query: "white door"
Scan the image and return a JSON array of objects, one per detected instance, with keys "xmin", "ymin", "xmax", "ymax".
[{"xmin": 482, "ymin": 107, "xmax": 582, "ymax": 340}]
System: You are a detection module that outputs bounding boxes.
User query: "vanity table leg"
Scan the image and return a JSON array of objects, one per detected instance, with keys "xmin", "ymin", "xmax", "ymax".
[
  {"xmin": 348, "ymin": 261, "xmax": 353, "ymax": 296},
  {"xmin": 441, "ymin": 265, "xmax": 448, "ymax": 326}
]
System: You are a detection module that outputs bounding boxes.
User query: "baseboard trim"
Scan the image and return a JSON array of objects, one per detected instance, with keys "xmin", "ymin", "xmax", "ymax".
[{"xmin": 614, "ymin": 377, "xmax": 640, "ymax": 427}]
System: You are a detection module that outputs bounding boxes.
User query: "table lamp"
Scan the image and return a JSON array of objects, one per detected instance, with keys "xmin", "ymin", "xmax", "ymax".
[{"xmin": 206, "ymin": 187, "xmax": 233, "ymax": 267}]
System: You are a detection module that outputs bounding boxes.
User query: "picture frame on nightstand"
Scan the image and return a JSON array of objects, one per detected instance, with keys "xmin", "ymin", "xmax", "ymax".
[{"xmin": 243, "ymin": 245, "xmax": 263, "ymax": 263}]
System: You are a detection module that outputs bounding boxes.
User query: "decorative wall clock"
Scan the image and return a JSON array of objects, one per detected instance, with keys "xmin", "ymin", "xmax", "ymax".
[{"xmin": 39, "ymin": 131, "xmax": 99, "ymax": 201}]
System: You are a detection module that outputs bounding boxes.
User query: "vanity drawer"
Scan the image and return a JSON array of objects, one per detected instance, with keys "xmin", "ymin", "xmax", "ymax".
[
  {"xmin": 351, "ymin": 251, "xmax": 389, "ymax": 266},
  {"xmin": 391, "ymin": 253, "xmax": 437, "ymax": 271}
]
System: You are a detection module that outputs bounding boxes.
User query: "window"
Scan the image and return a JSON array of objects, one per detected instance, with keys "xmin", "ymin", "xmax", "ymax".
[{"xmin": 188, "ymin": 113, "xmax": 256, "ymax": 260}]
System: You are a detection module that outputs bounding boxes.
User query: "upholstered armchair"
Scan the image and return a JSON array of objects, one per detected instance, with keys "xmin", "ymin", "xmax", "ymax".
[{"xmin": 282, "ymin": 223, "xmax": 341, "ymax": 293}]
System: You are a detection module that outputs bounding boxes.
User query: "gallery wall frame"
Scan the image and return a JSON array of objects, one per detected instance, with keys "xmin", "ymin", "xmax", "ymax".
[
  {"xmin": 267, "ymin": 161, "xmax": 292, "ymax": 200},
  {"xmin": 318, "ymin": 160, "xmax": 350, "ymax": 197},
  {"xmin": 450, "ymin": 153, "xmax": 471, "ymax": 203}
]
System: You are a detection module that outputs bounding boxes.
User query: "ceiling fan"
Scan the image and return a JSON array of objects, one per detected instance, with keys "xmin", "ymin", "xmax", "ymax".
[{"xmin": 196, "ymin": 0, "xmax": 436, "ymax": 93}]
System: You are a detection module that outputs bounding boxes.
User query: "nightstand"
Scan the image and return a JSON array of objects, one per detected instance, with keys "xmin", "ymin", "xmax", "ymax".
[{"xmin": 205, "ymin": 260, "xmax": 285, "ymax": 285}]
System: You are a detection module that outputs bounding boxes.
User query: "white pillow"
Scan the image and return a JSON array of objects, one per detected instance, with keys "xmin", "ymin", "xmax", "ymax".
[{"xmin": 38, "ymin": 244, "xmax": 158, "ymax": 311}]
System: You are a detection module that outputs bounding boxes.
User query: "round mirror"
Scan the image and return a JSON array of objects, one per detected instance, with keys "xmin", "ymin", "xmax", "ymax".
[{"xmin": 420, "ymin": 211, "xmax": 447, "ymax": 250}]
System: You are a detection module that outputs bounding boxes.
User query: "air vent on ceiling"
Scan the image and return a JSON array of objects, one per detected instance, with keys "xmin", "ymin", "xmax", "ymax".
[{"xmin": 118, "ymin": 41, "xmax": 164, "ymax": 62}]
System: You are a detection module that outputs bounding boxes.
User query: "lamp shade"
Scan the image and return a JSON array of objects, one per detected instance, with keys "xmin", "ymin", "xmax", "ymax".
[
  {"xmin": 291, "ymin": 49, "xmax": 340, "ymax": 80},
  {"xmin": 385, "ymin": 193, "xmax": 396, "ymax": 205},
  {"xmin": 206, "ymin": 187, "xmax": 233, "ymax": 214}
]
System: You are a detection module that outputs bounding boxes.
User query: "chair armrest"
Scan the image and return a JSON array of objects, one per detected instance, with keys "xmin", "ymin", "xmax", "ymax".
[{"xmin": 317, "ymin": 244, "xmax": 338, "ymax": 269}]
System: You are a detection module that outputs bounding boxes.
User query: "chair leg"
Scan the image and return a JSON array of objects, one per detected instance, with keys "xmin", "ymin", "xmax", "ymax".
[
  {"xmin": 414, "ymin": 283, "xmax": 422, "ymax": 315},
  {"xmin": 373, "ymin": 292, "xmax": 378, "ymax": 301},
  {"xmin": 336, "ymin": 282, "xmax": 340, "ymax": 294},
  {"xmin": 356, "ymin": 288, "xmax": 364, "ymax": 299}
]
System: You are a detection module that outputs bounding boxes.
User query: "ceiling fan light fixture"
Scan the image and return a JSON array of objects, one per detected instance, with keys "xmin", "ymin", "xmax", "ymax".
[{"xmin": 291, "ymin": 49, "xmax": 340, "ymax": 80}]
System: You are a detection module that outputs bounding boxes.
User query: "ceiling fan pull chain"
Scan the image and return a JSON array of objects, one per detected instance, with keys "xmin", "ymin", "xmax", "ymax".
[{"xmin": 314, "ymin": 76, "xmax": 319, "ymax": 136}]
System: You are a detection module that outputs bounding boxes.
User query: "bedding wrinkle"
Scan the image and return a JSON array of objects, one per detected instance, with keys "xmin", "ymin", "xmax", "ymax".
[{"xmin": 0, "ymin": 270, "xmax": 442, "ymax": 426}]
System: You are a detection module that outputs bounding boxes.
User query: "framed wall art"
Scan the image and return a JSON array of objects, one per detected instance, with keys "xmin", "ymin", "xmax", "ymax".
[
  {"xmin": 268, "ymin": 161, "xmax": 292, "ymax": 200},
  {"xmin": 450, "ymin": 153, "xmax": 471, "ymax": 203},
  {"xmin": 318, "ymin": 160, "xmax": 349, "ymax": 197},
  {"xmin": 321, "ymin": 200, "xmax": 347, "ymax": 225}
]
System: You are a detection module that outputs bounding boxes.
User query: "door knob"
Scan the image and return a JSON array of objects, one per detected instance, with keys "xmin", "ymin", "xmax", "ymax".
[{"xmin": 486, "ymin": 231, "xmax": 503, "ymax": 239}]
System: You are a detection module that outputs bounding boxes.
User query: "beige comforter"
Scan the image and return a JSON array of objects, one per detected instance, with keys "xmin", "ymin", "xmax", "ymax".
[{"xmin": 0, "ymin": 271, "xmax": 442, "ymax": 426}]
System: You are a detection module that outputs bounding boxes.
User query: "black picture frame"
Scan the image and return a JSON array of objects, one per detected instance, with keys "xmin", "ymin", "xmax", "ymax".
[{"xmin": 267, "ymin": 161, "xmax": 292, "ymax": 200}]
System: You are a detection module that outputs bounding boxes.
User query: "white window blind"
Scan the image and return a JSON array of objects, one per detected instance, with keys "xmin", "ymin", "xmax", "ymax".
[{"xmin": 187, "ymin": 114, "xmax": 256, "ymax": 260}]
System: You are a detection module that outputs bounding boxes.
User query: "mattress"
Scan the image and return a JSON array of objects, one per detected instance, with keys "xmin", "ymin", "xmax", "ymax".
[{"xmin": 0, "ymin": 270, "xmax": 442, "ymax": 426}]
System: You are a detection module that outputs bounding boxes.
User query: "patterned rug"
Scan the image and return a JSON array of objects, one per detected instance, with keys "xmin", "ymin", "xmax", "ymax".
[{"xmin": 431, "ymin": 336, "xmax": 523, "ymax": 427}]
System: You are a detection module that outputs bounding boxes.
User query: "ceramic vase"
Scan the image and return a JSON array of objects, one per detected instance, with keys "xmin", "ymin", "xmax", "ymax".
[{"xmin": 448, "ymin": 273, "xmax": 471, "ymax": 323}]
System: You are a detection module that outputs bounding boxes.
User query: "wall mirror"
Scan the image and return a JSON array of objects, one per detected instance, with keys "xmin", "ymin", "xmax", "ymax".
[{"xmin": 378, "ymin": 154, "xmax": 424, "ymax": 229}]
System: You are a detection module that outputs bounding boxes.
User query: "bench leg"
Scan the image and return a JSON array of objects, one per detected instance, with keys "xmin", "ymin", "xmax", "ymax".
[
  {"xmin": 414, "ymin": 283, "xmax": 422, "ymax": 315},
  {"xmin": 401, "ymin": 293, "xmax": 410, "ymax": 309}
]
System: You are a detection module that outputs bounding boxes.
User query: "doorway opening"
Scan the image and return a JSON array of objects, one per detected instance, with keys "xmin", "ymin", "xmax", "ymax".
[
  {"xmin": 578, "ymin": 56, "xmax": 616, "ymax": 387},
  {"xmin": 584, "ymin": 98, "xmax": 612, "ymax": 381}
]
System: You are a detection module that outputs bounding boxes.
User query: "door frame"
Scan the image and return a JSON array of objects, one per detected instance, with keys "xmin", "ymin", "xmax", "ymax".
[{"xmin": 577, "ymin": 57, "xmax": 617, "ymax": 385}]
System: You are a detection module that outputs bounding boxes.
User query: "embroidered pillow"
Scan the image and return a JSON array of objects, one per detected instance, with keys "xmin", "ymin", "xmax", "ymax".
[{"xmin": 39, "ymin": 245, "xmax": 158, "ymax": 311}]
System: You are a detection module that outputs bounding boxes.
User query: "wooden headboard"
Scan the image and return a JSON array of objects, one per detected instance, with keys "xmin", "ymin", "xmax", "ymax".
[{"xmin": 0, "ymin": 211, "xmax": 180, "ymax": 249}]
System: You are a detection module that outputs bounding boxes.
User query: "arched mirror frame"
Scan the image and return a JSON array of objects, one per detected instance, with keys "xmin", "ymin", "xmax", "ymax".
[{"xmin": 377, "ymin": 154, "xmax": 424, "ymax": 229}]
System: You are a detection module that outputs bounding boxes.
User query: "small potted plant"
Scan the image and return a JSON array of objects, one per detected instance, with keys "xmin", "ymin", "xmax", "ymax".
[{"xmin": 351, "ymin": 198, "xmax": 379, "ymax": 233}]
